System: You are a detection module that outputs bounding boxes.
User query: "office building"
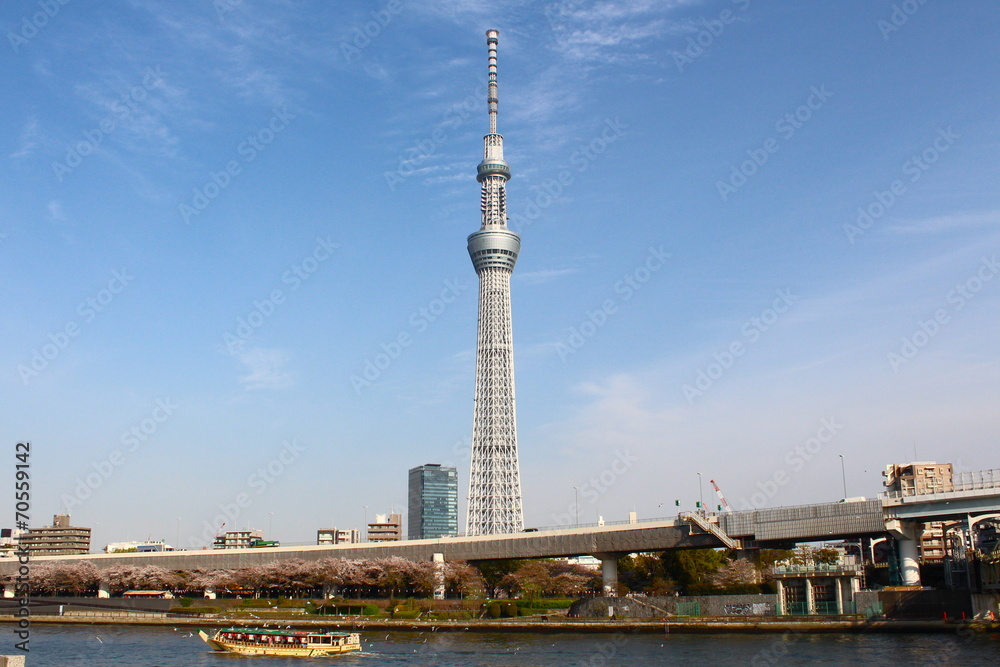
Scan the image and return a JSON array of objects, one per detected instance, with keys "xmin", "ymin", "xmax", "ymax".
[{"xmin": 408, "ymin": 464, "xmax": 458, "ymax": 539}]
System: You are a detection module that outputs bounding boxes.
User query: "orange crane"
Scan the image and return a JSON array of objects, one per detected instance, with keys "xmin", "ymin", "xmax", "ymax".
[{"xmin": 710, "ymin": 480, "xmax": 732, "ymax": 513}]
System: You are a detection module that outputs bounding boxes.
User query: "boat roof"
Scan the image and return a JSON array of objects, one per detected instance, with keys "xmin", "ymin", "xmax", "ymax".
[{"xmin": 217, "ymin": 627, "xmax": 355, "ymax": 637}]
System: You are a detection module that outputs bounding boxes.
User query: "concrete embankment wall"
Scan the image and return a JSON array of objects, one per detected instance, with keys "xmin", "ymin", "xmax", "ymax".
[
  {"xmin": 571, "ymin": 595, "xmax": 778, "ymax": 619},
  {"xmin": 0, "ymin": 614, "xmax": 981, "ymax": 634},
  {"xmin": 0, "ymin": 597, "xmax": 173, "ymax": 614}
]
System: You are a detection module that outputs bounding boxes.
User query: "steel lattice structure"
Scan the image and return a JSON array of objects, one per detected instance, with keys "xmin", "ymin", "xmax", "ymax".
[{"xmin": 465, "ymin": 29, "xmax": 523, "ymax": 536}]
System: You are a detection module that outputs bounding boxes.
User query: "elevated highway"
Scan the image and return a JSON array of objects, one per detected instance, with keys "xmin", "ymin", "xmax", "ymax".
[
  {"xmin": 4, "ymin": 468, "xmax": 999, "ymax": 592},
  {"xmin": 0, "ymin": 500, "xmax": 888, "ymax": 594}
]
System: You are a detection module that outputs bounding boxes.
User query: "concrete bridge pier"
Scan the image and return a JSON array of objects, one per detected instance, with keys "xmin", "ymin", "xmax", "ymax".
[
  {"xmin": 886, "ymin": 519, "xmax": 921, "ymax": 586},
  {"xmin": 432, "ymin": 553, "xmax": 445, "ymax": 600},
  {"xmin": 898, "ymin": 536, "xmax": 921, "ymax": 586},
  {"xmin": 593, "ymin": 553, "xmax": 623, "ymax": 597}
]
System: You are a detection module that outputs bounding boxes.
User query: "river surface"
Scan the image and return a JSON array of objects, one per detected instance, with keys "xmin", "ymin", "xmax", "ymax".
[{"xmin": 12, "ymin": 625, "xmax": 1000, "ymax": 665}]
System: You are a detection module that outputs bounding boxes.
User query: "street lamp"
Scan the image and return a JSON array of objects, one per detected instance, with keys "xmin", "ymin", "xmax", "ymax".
[
  {"xmin": 573, "ymin": 486, "xmax": 579, "ymax": 526},
  {"xmin": 363, "ymin": 506, "xmax": 368, "ymax": 542},
  {"xmin": 839, "ymin": 455, "xmax": 847, "ymax": 499},
  {"xmin": 697, "ymin": 472, "xmax": 704, "ymax": 514}
]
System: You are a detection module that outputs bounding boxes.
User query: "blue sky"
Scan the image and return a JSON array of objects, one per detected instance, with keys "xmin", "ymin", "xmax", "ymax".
[{"xmin": 2, "ymin": 0, "xmax": 998, "ymax": 550}]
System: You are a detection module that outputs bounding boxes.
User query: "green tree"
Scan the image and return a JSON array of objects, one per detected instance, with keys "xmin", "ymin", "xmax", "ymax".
[
  {"xmin": 660, "ymin": 549, "xmax": 728, "ymax": 593},
  {"xmin": 756, "ymin": 549, "xmax": 795, "ymax": 571},
  {"xmin": 814, "ymin": 548, "xmax": 840, "ymax": 565},
  {"xmin": 618, "ymin": 554, "xmax": 673, "ymax": 594}
]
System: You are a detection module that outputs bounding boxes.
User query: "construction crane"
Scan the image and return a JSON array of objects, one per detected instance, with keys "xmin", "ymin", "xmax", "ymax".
[
  {"xmin": 710, "ymin": 480, "xmax": 732, "ymax": 513},
  {"xmin": 209, "ymin": 522, "xmax": 227, "ymax": 548}
]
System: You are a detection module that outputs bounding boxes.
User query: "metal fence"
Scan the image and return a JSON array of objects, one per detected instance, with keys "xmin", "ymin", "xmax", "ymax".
[{"xmin": 675, "ymin": 601, "xmax": 701, "ymax": 617}]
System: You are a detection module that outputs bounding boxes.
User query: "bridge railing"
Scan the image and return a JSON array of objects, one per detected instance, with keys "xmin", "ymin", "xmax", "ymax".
[{"xmin": 881, "ymin": 467, "xmax": 1000, "ymax": 500}]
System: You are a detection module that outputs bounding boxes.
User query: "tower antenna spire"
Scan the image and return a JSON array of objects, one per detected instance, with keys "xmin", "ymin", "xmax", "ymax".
[{"xmin": 487, "ymin": 28, "xmax": 499, "ymax": 135}]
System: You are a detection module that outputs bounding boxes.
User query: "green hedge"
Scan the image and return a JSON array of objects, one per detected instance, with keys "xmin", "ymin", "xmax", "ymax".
[
  {"xmin": 315, "ymin": 603, "xmax": 379, "ymax": 616},
  {"xmin": 392, "ymin": 610, "xmax": 422, "ymax": 619},
  {"xmin": 276, "ymin": 598, "xmax": 311, "ymax": 608},
  {"xmin": 238, "ymin": 599, "xmax": 275, "ymax": 608},
  {"xmin": 427, "ymin": 611, "xmax": 473, "ymax": 620},
  {"xmin": 171, "ymin": 606, "xmax": 221, "ymax": 614},
  {"xmin": 516, "ymin": 599, "xmax": 575, "ymax": 609}
]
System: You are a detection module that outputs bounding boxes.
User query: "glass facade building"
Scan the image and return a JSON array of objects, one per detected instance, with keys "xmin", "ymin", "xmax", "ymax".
[{"xmin": 408, "ymin": 464, "xmax": 458, "ymax": 539}]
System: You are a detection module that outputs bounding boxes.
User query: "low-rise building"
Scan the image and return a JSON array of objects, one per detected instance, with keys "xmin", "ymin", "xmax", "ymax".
[
  {"xmin": 883, "ymin": 462, "xmax": 954, "ymax": 497},
  {"xmin": 317, "ymin": 528, "xmax": 360, "ymax": 545},
  {"xmin": 104, "ymin": 540, "xmax": 174, "ymax": 553},
  {"xmin": 18, "ymin": 514, "xmax": 91, "ymax": 556},
  {"xmin": 213, "ymin": 529, "xmax": 263, "ymax": 549},
  {"xmin": 367, "ymin": 513, "xmax": 402, "ymax": 542}
]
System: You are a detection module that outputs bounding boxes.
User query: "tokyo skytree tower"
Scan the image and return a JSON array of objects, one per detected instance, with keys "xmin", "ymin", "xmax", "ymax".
[{"xmin": 465, "ymin": 29, "xmax": 523, "ymax": 536}]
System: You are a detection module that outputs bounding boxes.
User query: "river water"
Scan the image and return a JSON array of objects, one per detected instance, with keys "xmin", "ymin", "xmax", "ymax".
[{"xmin": 14, "ymin": 625, "xmax": 1000, "ymax": 665}]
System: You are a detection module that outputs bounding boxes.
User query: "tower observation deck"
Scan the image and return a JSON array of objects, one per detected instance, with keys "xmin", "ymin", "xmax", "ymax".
[{"xmin": 465, "ymin": 29, "xmax": 523, "ymax": 536}]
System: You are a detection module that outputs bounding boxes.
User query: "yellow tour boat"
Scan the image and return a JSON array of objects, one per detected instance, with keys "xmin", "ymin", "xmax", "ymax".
[{"xmin": 199, "ymin": 627, "xmax": 362, "ymax": 656}]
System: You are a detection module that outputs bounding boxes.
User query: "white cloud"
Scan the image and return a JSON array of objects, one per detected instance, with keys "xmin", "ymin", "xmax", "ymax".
[
  {"xmin": 238, "ymin": 347, "xmax": 294, "ymax": 390},
  {"xmin": 10, "ymin": 117, "xmax": 40, "ymax": 159},
  {"xmin": 886, "ymin": 210, "xmax": 1000, "ymax": 235},
  {"xmin": 47, "ymin": 201, "xmax": 67, "ymax": 222},
  {"xmin": 515, "ymin": 267, "xmax": 576, "ymax": 284}
]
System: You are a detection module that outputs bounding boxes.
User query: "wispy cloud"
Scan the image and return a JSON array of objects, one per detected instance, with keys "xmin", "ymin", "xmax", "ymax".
[
  {"xmin": 516, "ymin": 267, "xmax": 576, "ymax": 284},
  {"xmin": 886, "ymin": 210, "xmax": 1000, "ymax": 235},
  {"xmin": 47, "ymin": 201, "xmax": 67, "ymax": 222},
  {"xmin": 238, "ymin": 347, "xmax": 294, "ymax": 390},
  {"xmin": 10, "ymin": 117, "xmax": 40, "ymax": 159},
  {"xmin": 546, "ymin": 0, "xmax": 694, "ymax": 64}
]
